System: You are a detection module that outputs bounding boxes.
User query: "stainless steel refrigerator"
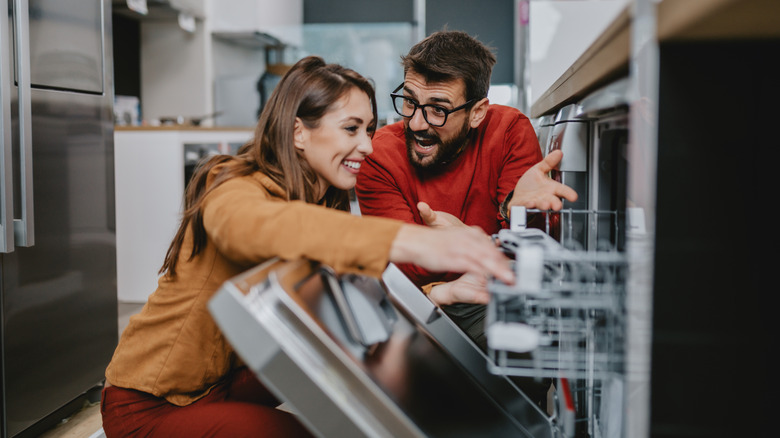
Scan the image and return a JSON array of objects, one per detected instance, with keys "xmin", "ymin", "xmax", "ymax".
[{"xmin": 0, "ymin": 0, "xmax": 117, "ymax": 436}]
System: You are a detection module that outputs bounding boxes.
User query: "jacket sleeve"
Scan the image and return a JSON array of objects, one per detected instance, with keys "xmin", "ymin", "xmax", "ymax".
[{"xmin": 201, "ymin": 177, "xmax": 402, "ymax": 278}]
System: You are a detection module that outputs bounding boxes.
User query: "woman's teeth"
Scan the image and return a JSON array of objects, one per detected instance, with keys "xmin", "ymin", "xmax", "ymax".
[{"xmin": 343, "ymin": 160, "xmax": 361, "ymax": 169}]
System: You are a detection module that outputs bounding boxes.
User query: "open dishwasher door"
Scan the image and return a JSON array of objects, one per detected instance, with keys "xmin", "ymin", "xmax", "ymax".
[{"xmin": 209, "ymin": 259, "xmax": 555, "ymax": 438}]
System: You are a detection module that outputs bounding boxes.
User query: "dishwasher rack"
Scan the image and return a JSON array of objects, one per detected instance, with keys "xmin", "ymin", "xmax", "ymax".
[
  {"xmin": 487, "ymin": 209, "xmax": 628, "ymax": 438},
  {"xmin": 486, "ymin": 246, "xmax": 626, "ymax": 379}
]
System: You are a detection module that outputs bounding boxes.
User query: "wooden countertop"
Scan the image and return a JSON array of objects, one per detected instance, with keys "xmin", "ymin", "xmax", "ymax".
[
  {"xmin": 530, "ymin": 0, "xmax": 780, "ymax": 118},
  {"xmin": 115, "ymin": 125, "xmax": 253, "ymax": 132}
]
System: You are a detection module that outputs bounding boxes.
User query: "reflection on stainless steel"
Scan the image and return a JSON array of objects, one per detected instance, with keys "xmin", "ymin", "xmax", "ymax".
[
  {"xmin": 547, "ymin": 104, "xmax": 590, "ymax": 248},
  {"xmin": 210, "ymin": 259, "xmax": 554, "ymax": 438},
  {"xmin": 1, "ymin": 1, "xmax": 117, "ymax": 436},
  {"xmin": 28, "ymin": 0, "xmax": 104, "ymax": 92}
]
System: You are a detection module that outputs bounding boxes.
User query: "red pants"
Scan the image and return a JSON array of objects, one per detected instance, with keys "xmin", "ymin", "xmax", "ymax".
[{"xmin": 101, "ymin": 367, "xmax": 313, "ymax": 437}]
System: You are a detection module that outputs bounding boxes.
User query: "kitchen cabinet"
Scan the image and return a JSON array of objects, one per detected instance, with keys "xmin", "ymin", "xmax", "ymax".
[
  {"xmin": 211, "ymin": 0, "xmax": 301, "ymax": 34},
  {"xmin": 139, "ymin": 19, "xmax": 214, "ymax": 125},
  {"xmin": 112, "ymin": 0, "xmax": 205, "ymax": 20},
  {"xmin": 114, "ymin": 127, "xmax": 252, "ymax": 303},
  {"xmin": 112, "ymin": 0, "xmax": 302, "ymax": 127}
]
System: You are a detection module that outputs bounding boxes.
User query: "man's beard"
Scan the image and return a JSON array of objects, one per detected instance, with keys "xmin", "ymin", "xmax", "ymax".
[{"xmin": 404, "ymin": 119, "xmax": 471, "ymax": 170}]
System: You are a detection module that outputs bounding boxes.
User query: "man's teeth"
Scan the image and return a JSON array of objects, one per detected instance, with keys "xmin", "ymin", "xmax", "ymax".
[
  {"xmin": 415, "ymin": 137, "xmax": 436, "ymax": 148},
  {"xmin": 344, "ymin": 160, "xmax": 361, "ymax": 169}
]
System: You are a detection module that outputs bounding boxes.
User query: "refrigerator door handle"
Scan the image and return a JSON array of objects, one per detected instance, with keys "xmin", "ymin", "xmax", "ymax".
[
  {"xmin": 0, "ymin": 0, "xmax": 15, "ymax": 253},
  {"xmin": 12, "ymin": 0, "xmax": 34, "ymax": 247}
]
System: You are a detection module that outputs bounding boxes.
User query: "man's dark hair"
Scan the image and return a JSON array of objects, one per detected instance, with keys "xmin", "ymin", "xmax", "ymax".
[{"xmin": 402, "ymin": 30, "xmax": 497, "ymax": 102}]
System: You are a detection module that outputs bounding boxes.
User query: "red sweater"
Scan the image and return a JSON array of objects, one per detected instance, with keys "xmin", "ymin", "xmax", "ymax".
[{"xmin": 356, "ymin": 104, "xmax": 542, "ymax": 287}]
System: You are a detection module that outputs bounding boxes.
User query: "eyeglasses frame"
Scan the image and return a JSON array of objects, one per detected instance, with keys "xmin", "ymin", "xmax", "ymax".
[{"xmin": 390, "ymin": 83, "xmax": 477, "ymax": 128}]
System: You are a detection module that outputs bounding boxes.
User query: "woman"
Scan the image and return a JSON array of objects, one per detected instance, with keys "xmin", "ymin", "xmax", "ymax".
[{"xmin": 101, "ymin": 56, "xmax": 513, "ymax": 437}]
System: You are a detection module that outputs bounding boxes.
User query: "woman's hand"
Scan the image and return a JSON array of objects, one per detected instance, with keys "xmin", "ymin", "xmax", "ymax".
[
  {"xmin": 389, "ymin": 224, "xmax": 514, "ymax": 285},
  {"xmin": 427, "ymin": 273, "xmax": 490, "ymax": 306}
]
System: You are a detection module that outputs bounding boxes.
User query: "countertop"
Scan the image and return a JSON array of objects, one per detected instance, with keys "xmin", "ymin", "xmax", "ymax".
[
  {"xmin": 530, "ymin": 0, "xmax": 780, "ymax": 118},
  {"xmin": 115, "ymin": 125, "xmax": 253, "ymax": 132}
]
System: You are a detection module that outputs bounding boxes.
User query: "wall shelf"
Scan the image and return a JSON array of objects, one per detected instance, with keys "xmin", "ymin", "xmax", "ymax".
[
  {"xmin": 112, "ymin": 0, "xmax": 203, "ymax": 22},
  {"xmin": 211, "ymin": 31, "xmax": 284, "ymax": 50}
]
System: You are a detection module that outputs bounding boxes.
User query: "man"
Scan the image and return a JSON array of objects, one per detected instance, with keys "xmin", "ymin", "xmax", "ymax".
[
  {"xmin": 356, "ymin": 30, "xmax": 577, "ymax": 311},
  {"xmin": 356, "ymin": 30, "xmax": 575, "ymax": 410}
]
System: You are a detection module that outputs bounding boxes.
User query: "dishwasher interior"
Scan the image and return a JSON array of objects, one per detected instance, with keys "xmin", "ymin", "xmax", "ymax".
[{"xmin": 486, "ymin": 79, "xmax": 631, "ymax": 438}]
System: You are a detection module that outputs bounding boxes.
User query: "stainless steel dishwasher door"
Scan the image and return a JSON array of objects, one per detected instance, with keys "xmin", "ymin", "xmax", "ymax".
[{"xmin": 209, "ymin": 259, "xmax": 555, "ymax": 438}]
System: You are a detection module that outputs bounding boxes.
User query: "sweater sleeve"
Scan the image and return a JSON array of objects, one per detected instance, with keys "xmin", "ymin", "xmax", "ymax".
[
  {"xmin": 356, "ymin": 127, "xmax": 452, "ymax": 287},
  {"xmin": 496, "ymin": 111, "xmax": 543, "ymax": 225},
  {"xmin": 201, "ymin": 176, "xmax": 403, "ymax": 278},
  {"xmin": 356, "ymin": 127, "xmax": 418, "ymax": 224}
]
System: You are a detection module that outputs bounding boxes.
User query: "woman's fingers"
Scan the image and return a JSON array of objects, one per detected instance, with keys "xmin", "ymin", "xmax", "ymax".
[{"xmin": 390, "ymin": 225, "xmax": 514, "ymax": 284}]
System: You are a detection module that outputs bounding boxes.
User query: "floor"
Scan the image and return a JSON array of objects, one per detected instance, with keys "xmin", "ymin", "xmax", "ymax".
[{"xmin": 37, "ymin": 302, "xmax": 144, "ymax": 438}]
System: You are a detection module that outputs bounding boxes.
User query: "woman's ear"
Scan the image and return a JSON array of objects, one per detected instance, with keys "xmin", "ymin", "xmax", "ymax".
[
  {"xmin": 293, "ymin": 117, "xmax": 307, "ymax": 151},
  {"xmin": 468, "ymin": 97, "xmax": 490, "ymax": 129}
]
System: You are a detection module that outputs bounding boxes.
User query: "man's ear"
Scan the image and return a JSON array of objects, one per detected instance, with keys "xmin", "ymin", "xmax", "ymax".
[
  {"xmin": 293, "ymin": 117, "xmax": 307, "ymax": 151},
  {"xmin": 468, "ymin": 97, "xmax": 489, "ymax": 129}
]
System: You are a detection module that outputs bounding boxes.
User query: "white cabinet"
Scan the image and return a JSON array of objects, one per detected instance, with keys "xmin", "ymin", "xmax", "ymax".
[
  {"xmin": 114, "ymin": 127, "xmax": 253, "ymax": 303},
  {"xmin": 210, "ymin": 0, "xmax": 302, "ymax": 33},
  {"xmin": 140, "ymin": 20, "xmax": 214, "ymax": 125},
  {"xmin": 169, "ymin": 0, "xmax": 206, "ymax": 17},
  {"xmin": 136, "ymin": 0, "xmax": 302, "ymax": 126}
]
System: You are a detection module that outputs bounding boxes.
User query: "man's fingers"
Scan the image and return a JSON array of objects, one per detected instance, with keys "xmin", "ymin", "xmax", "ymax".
[
  {"xmin": 417, "ymin": 201, "xmax": 436, "ymax": 225},
  {"xmin": 556, "ymin": 182, "xmax": 579, "ymax": 203},
  {"xmin": 536, "ymin": 149, "xmax": 563, "ymax": 174}
]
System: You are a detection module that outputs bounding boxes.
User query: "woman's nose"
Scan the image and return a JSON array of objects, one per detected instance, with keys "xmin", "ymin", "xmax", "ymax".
[{"xmin": 358, "ymin": 134, "xmax": 373, "ymax": 155}]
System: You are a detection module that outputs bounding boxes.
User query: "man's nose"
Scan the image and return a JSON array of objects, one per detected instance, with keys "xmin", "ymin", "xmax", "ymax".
[{"xmin": 408, "ymin": 108, "xmax": 430, "ymax": 132}]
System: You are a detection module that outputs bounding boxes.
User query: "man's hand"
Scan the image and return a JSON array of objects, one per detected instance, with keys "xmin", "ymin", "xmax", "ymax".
[
  {"xmin": 417, "ymin": 201, "xmax": 467, "ymax": 228},
  {"xmin": 428, "ymin": 272, "xmax": 490, "ymax": 306},
  {"xmin": 507, "ymin": 150, "xmax": 578, "ymax": 212}
]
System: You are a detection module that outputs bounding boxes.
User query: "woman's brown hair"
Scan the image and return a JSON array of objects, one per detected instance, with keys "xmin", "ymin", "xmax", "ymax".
[{"xmin": 159, "ymin": 56, "xmax": 377, "ymax": 276}]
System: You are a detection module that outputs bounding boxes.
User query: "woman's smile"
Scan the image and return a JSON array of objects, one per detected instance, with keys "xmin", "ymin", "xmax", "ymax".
[{"xmin": 342, "ymin": 158, "xmax": 363, "ymax": 173}]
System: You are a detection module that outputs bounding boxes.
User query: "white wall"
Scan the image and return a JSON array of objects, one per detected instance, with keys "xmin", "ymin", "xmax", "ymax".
[{"xmin": 529, "ymin": 0, "xmax": 629, "ymax": 105}]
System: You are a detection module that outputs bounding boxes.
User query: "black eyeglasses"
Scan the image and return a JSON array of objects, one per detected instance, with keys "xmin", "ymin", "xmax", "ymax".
[{"xmin": 390, "ymin": 83, "xmax": 476, "ymax": 127}]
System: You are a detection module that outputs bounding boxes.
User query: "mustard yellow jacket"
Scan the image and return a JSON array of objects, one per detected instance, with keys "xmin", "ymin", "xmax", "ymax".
[{"xmin": 105, "ymin": 163, "xmax": 401, "ymax": 406}]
